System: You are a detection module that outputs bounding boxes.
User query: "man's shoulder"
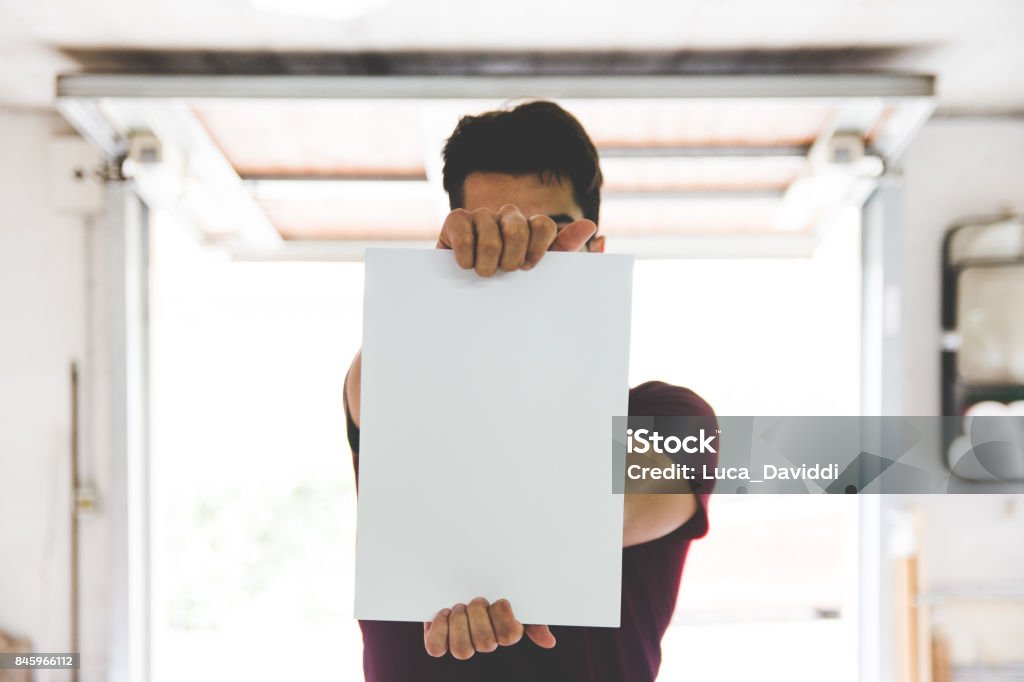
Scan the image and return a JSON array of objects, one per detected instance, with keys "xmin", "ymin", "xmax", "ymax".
[{"xmin": 628, "ymin": 380, "xmax": 716, "ymax": 418}]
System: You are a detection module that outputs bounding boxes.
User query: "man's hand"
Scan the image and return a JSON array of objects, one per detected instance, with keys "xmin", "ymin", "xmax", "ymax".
[
  {"xmin": 423, "ymin": 597, "xmax": 556, "ymax": 660},
  {"xmin": 437, "ymin": 206, "xmax": 597, "ymax": 277}
]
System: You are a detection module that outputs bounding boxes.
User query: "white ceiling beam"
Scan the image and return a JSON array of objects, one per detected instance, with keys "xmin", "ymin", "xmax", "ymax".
[
  {"xmin": 870, "ymin": 98, "xmax": 937, "ymax": 162},
  {"xmin": 243, "ymin": 177, "xmax": 785, "ymax": 200},
  {"xmin": 599, "ymin": 145, "xmax": 809, "ymax": 159},
  {"xmin": 244, "ymin": 178, "xmax": 439, "ymax": 200},
  {"xmin": 56, "ymin": 97, "xmax": 128, "ymax": 159},
  {"xmin": 57, "ymin": 73, "xmax": 935, "ymax": 101},
  {"xmin": 100, "ymin": 99, "xmax": 282, "ymax": 248},
  {"xmin": 773, "ymin": 98, "xmax": 893, "ymax": 233}
]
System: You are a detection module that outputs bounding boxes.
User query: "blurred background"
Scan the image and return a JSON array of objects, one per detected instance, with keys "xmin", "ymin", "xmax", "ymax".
[{"xmin": 1, "ymin": 1, "xmax": 1023, "ymax": 680}]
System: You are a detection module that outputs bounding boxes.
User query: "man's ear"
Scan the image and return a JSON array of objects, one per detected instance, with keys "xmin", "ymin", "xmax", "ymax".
[{"xmin": 588, "ymin": 235, "xmax": 606, "ymax": 253}]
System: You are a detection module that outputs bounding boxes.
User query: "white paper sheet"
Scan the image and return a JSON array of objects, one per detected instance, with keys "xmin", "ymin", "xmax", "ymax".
[{"xmin": 354, "ymin": 248, "xmax": 633, "ymax": 627}]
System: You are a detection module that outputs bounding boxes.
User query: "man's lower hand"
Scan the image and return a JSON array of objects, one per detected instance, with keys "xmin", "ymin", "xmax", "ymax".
[{"xmin": 423, "ymin": 597, "xmax": 557, "ymax": 659}]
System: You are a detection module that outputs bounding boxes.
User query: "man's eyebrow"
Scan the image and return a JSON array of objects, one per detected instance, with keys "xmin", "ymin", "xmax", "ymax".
[{"xmin": 548, "ymin": 213, "xmax": 576, "ymax": 225}]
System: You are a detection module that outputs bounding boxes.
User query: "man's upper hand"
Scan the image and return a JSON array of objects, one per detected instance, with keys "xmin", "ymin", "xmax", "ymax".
[
  {"xmin": 423, "ymin": 597, "xmax": 556, "ymax": 660},
  {"xmin": 437, "ymin": 205, "xmax": 597, "ymax": 277}
]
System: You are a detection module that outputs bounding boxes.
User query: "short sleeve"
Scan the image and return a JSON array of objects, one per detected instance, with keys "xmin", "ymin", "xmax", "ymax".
[
  {"xmin": 343, "ymin": 374, "xmax": 361, "ymax": 484},
  {"xmin": 628, "ymin": 381, "xmax": 718, "ymax": 541}
]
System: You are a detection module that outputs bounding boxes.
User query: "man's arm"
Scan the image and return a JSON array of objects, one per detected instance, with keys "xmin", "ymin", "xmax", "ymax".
[
  {"xmin": 623, "ymin": 492, "xmax": 698, "ymax": 548},
  {"xmin": 344, "ymin": 350, "xmax": 361, "ymax": 428}
]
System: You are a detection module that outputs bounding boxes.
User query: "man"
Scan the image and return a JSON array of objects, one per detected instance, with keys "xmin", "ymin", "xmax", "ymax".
[{"xmin": 344, "ymin": 100, "xmax": 716, "ymax": 681}]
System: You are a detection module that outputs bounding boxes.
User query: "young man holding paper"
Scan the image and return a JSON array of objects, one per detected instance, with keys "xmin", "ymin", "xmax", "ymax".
[{"xmin": 344, "ymin": 100, "xmax": 716, "ymax": 681}]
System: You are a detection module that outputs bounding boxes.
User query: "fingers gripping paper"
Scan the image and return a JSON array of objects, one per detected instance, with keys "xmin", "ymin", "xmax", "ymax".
[{"xmin": 354, "ymin": 249, "xmax": 634, "ymax": 627}]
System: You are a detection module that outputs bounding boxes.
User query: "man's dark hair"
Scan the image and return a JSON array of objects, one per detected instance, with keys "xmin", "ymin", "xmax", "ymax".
[{"xmin": 441, "ymin": 100, "xmax": 603, "ymax": 224}]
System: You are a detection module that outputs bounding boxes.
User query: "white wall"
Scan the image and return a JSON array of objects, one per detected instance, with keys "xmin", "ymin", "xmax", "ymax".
[
  {"xmin": 0, "ymin": 107, "xmax": 111, "ymax": 681},
  {"xmin": 887, "ymin": 117, "xmax": 1024, "ymax": 675},
  {"xmin": 899, "ymin": 116, "xmax": 1024, "ymax": 415}
]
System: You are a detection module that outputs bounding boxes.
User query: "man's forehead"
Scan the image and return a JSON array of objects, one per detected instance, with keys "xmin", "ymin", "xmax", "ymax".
[{"xmin": 462, "ymin": 171, "xmax": 582, "ymax": 217}]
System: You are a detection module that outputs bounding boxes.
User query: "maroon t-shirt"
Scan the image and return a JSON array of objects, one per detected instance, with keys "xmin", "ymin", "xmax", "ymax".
[{"xmin": 346, "ymin": 380, "xmax": 716, "ymax": 682}]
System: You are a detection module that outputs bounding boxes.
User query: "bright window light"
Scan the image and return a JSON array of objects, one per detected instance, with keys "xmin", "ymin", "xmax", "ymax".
[{"xmin": 150, "ymin": 206, "xmax": 861, "ymax": 682}]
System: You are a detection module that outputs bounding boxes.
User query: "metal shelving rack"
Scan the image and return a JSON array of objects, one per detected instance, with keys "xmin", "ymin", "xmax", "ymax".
[{"xmin": 939, "ymin": 215, "xmax": 1024, "ymax": 469}]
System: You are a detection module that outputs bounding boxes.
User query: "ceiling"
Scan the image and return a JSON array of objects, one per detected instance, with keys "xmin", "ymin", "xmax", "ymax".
[
  {"xmin": 8, "ymin": 0, "xmax": 1015, "ymax": 257},
  {"xmin": 2, "ymin": 0, "xmax": 1024, "ymax": 111},
  {"xmin": 195, "ymin": 98, "xmax": 830, "ymax": 240},
  {"xmin": 58, "ymin": 75, "xmax": 930, "ymax": 255}
]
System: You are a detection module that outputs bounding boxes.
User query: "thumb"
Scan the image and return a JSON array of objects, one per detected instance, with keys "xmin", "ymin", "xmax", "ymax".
[
  {"xmin": 549, "ymin": 219, "xmax": 597, "ymax": 253},
  {"xmin": 525, "ymin": 624, "xmax": 557, "ymax": 649}
]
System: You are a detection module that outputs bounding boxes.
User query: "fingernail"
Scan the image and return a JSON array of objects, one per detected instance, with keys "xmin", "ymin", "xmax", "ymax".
[
  {"xmin": 522, "ymin": 263, "xmax": 533, "ymax": 271},
  {"xmin": 441, "ymin": 608, "xmax": 451, "ymax": 616}
]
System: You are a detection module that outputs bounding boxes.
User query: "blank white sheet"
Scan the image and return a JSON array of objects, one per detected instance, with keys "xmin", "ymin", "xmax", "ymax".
[{"xmin": 354, "ymin": 248, "xmax": 633, "ymax": 627}]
